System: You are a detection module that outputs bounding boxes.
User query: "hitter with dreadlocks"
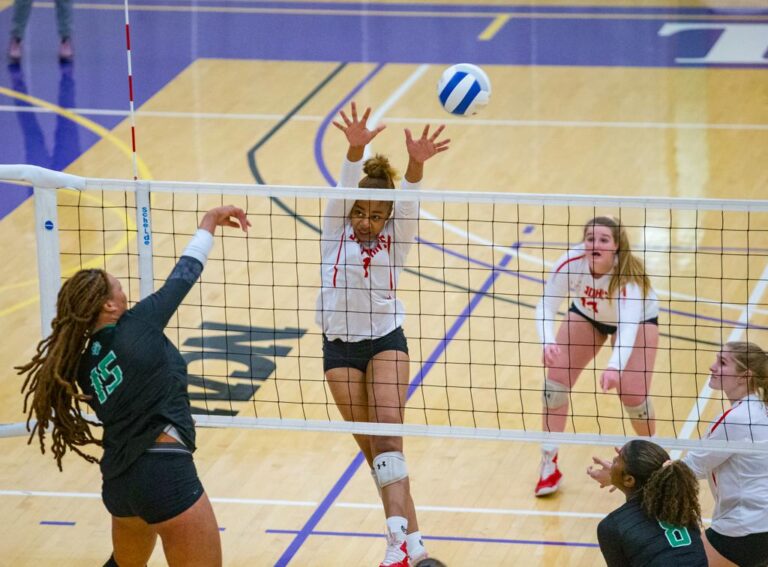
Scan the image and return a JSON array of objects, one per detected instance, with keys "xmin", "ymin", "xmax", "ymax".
[{"xmin": 18, "ymin": 205, "xmax": 250, "ymax": 567}]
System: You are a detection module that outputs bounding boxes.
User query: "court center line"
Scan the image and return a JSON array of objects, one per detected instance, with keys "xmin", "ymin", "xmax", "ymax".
[{"xmin": 0, "ymin": 488, "xmax": 714, "ymax": 523}]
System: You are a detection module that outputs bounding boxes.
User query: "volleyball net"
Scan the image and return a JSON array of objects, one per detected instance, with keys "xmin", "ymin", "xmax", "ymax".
[{"xmin": 2, "ymin": 164, "xmax": 768, "ymax": 453}]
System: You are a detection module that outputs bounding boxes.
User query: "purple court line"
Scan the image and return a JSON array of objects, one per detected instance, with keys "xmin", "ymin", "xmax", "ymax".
[
  {"xmin": 267, "ymin": 528, "xmax": 600, "ymax": 548},
  {"xmin": 417, "ymin": 236, "xmax": 768, "ymax": 332},
  {"xmin": 40, "ymin": 520, "xmax": 76, "ymax": 526},
  {"xmin": 275, "ymin": 226, "xmax": 527, "ymax": 565}
]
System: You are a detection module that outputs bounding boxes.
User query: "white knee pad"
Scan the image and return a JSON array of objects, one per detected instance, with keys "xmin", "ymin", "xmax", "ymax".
[
  {"xmin": 373, "ymin": 451, "xmax": 408, "ymax": 488},
  {"xmin": 542, "ymin": 379, "xmax": 569, "ymax": 410},
  {"xmin": 624, "ymin": 398, "xmax": 654, "ymax": 420}
]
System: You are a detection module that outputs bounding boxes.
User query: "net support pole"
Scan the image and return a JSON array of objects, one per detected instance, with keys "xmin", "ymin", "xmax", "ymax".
[
  {"xmin": 32, "ymin": 186, "xmax": 60, "ymax": 337},
  {"xmin": 135, "ymin": 181, "xmax": 154, "ymax": 299}
]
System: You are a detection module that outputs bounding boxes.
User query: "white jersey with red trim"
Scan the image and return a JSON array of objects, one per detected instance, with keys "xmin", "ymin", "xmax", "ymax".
[
  {"xmin": 682, "ymin": 394, "xmax": 768, "ymax": 537},
  {"xmin": 316, "ymin": 157, "xmax": 419, "ymax": 342},
  {"xmin": 535, "ymin": 245, "xmax": 659, "ymax": 371}
]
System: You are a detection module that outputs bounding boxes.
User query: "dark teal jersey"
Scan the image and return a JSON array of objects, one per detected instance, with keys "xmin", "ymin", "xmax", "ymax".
[
  {"xmin": 598, "ymin": 497, "xmax": 707, "ymax": 567},
  {"xmin": 77, "ymin": 256, "xmax": 203, "ymax": 480}
]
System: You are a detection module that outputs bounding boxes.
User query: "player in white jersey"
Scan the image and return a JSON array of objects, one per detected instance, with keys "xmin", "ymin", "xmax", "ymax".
[
  {"xmin": 534, "ymin": 216, "xmax": 660, "ymax": 496},
  {"xmin": 317, "ymin": 102, "xmax": 449, "ymax": 567},
  {"xmin": 682, "ymin": 342, "xmax": 768, "ymax": 567}
]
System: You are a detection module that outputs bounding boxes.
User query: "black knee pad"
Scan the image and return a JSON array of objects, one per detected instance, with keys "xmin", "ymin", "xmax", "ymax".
[{"xmin": 103, "ymin": 555, "xmax": 119, "ymax": 567}]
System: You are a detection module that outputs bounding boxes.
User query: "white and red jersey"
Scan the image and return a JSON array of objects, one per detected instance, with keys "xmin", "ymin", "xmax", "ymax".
[
  {"xmin": 316, "ymin": 157, "xmax": 418, "ymax": 342},
  {"xmin": 683, "ymin": 394, "xmax": 768, "ymax": 537},
  {"xmin": 535, "ymin": 245, "xmax": 659, "ymax": 371}
]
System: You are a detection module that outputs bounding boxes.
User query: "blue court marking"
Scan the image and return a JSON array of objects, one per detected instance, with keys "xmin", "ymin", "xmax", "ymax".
[
  {"xmin": 40, "ymin": 520, "xmax": 76, "ymax": 526},
  {"xmin": 275, "ymin": 240, "xmax": 526, "ymax": 565},
  {"xmin": 267, "ymin": 528, "xmax": 600, "ymax": 548}
]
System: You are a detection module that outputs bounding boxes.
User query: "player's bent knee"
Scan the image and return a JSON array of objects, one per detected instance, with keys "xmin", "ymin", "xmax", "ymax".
[
  {"xmin": 624, "ymin": 398, "xmax": 654, "ymax": 421},
  {"xmin": 373, "ymin": 451, "xmax": 408, "ymax": 488},
  {"xmin": 542, "ymin": 379, "xmax": 570, "ymax": 410}
]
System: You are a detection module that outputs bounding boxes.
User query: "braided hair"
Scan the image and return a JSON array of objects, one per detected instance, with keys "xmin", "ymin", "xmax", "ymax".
[{"xmin": 16, "ymin": 269, "xmax": 111, "ymax": 469}]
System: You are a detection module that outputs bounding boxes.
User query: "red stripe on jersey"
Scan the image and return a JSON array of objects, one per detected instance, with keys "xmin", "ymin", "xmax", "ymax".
[
  {"xmin": 554, "ymin": 254, "xmax": 585, "ymax": 274},
  {"xmin": 332, "ymin": 232, "xmax": 345, "ymax": 287},
  {"xmin": 709, "ymin": 403, "xmax": 740, "ymax": 436}
]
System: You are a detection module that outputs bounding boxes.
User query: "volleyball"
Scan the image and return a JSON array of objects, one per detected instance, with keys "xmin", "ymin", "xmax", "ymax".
[{"xmin": 437, "ymin": 63, "xmax": 491, "ymax": 116}]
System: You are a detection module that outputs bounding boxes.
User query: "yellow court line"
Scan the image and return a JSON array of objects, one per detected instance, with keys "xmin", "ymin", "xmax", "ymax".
[
  {"xmin": 479, "ymin": 14, "xmax": 512, "ymax": 41},
  {"xmin": 0, "ymin": 86, "xmax": 153, "ymax": 317},
  {"xmin": 39, "ymin": 2, "xmax": 768, "ymax": 21}
]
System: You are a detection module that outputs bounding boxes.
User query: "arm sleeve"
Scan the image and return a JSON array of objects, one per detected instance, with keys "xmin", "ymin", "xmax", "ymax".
[
  {"xmin": 682, "ymin": 412, "xmax": 746, "ymax": 479},
  {"xmin": 129, "ymin": 230, "xmax": 212, "ymax": 328},
  {"xmin": 391, "ymin": 177, "xmax": 420, "ymax": 267},
  {"xmin": 322, "ymin": 157, "xmax": 362, "ymax": 235},
  {"xmin": 606, "ymin": 284, "xmax": 645, "ymax": 372},
  {"xmin": 597, "ymin": 517, "xmax": 628, "ymax": 567},
  {"xmin": 536, "ymin": 253, "xmax": 571, "ymax": 345}
]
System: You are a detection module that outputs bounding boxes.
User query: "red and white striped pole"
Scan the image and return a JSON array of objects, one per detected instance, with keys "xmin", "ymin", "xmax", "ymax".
[
  {"xmin": 123, "ymin": 0, "xmax": 139, "ymax": 181},
  {"xmin": 122, "ymin": 0, "xmax": 154, "ymax": 297}
]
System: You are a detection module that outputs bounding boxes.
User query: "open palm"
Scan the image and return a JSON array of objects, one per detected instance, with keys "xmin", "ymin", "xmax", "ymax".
[
  {"xmin": 405, "ymin": 124, "xmax": 450, "ymax": 163},
  {"xmin": 332, "ymin": 102, "xmax": 386, "ymax": 147}
]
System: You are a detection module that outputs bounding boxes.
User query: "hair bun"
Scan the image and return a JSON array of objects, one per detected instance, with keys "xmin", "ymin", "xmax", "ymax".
[{"xmin": 363, "ymin": 154, "xmax": 398, "ymax": 182}]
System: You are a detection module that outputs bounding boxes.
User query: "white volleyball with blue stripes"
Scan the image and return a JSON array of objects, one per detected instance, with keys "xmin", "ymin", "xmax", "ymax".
[{"xmin": 437, "ymin": 63, "xmax": 491, "ymax": 116}]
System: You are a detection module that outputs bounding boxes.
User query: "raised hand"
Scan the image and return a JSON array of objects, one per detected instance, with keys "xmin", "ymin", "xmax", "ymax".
[
  {"xmin": 199, "ymin": 205, "xmax": 251, "ymax": 235},
  {"xmin": 404, "ymin": 124, "xmax": 450, "ymax": 164},
  {"xmin": 332, "ymin": 101, "xmax": 386, "ymax": 149}
]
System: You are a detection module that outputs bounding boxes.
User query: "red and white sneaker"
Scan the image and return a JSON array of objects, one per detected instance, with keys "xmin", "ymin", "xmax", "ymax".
[
  {"xmin": 380, "ymin": 534, "xmax": 409, "ymax": 567},
  {"xmin": 409, "ymin": 551, "xmax": 428, "ymax": 566},
  {"xmin": 534, "ymin": 450, "xmax": 562, "ymax": 496}
]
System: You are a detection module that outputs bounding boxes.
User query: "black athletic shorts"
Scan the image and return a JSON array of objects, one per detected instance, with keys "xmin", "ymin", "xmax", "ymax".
[
  {"xmin": 323, "ymin": 326, "xmax": 409, "ymax": 373},
  {"xmin": 706, "ymin": 527, "xmax": 768, "ymax": 567},
  {"xmin": 102, "ymin": 441, "xmax": 203, "ymax": 524},
  {"xmin": 568, "ymin": 302, "xmax": 658, "ymax": 336}
]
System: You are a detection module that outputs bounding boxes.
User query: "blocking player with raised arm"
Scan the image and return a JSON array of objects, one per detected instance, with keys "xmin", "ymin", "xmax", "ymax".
[
  {"xmin": 18, "ymin": 205, "xmax": 250, "ymax": 567},
  {"xmin": 534, "ymin": 216, "xmax": 659, "ymax": 496},
  {"xmin": 317, "ymin": 102, "xmax": 449, "ymax": 567},
  {"xmin": 587, "ymin": 439, "xmax": 707, "ymax": 567}
]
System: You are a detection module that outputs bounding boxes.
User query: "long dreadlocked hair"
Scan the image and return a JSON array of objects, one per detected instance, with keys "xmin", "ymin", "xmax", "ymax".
[{"xmin": 16, "ymin": 268, "xmax": 111, "ymax": 470}]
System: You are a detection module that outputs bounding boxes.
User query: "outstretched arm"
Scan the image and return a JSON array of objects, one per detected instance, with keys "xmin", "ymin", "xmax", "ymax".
[
  {"xmin": 133, "ymin": 206, "xmax": 250, "ymax": 328},
  {"xmin": 391, "ymin": 124, "xmax": 450, "ymax": 263}
]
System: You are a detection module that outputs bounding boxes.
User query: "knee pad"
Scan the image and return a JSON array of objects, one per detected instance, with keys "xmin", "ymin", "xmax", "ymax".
[
  {"xmin": 624, "ymin": 398, "xmax": 654, "ymax": 420},
  {"xmin": 542, "ymin": 379, "xmax": 570, "ymax": 410},
  {"xmin": 103, "ymin": 555, "xmax": 119, "ymax": 567},
  {"xmin": 373, "ymin": 451, "xmax": 408, "ymax": 488}
]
